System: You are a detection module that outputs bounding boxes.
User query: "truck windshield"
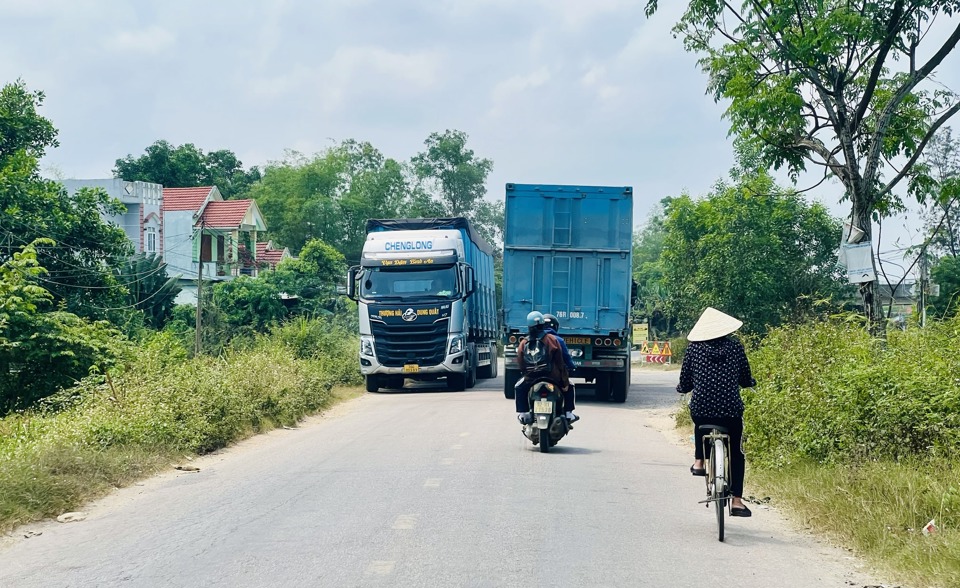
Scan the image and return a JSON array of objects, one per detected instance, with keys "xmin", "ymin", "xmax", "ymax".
[{"xmin": 360, "ymin": 266, "xmax": 459, "ymax": 300}]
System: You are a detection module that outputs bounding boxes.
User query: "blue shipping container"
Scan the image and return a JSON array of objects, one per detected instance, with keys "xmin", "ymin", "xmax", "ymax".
[{"xmin": 502, "ymin": 184, "xmax": 633, "ymax": 336}]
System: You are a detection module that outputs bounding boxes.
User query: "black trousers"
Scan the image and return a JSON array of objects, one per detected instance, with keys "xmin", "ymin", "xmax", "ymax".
[{"xmin": 692, "ymin": 415, "xmax": 745, "ymax": 498}]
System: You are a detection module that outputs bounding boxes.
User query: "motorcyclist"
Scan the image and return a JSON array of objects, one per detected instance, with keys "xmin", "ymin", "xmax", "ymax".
[
  {"xmin": 541, "ymin": 313, "xmax": 578, "ymax": 419},
  {"xmin": 516, "ymin": 311, "xmax": 579, "ymax": 424}
]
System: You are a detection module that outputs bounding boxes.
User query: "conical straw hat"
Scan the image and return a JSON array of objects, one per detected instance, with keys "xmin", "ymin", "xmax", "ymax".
[{"xmin": 686, "ymin": 307, "xmax": 743, "ymax": 342}]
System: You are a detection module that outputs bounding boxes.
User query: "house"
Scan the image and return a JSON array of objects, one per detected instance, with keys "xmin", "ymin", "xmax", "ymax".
[
  {"xmin": 61, "ymin": 179, "xmax": 163, "ymax": 255},
  {"xmin": 255, "ymin": 241, "xmax": 292, "ymax": 271},
  {"xmin": 162, "ymin": 186, "xmax": 267, "ymax": 304},
  {"xmin": 63, "ymin": 180, "xmax": 270, "ymax": 306}
]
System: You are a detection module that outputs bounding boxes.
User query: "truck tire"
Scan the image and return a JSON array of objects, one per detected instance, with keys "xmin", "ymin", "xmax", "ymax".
[
  {"xmin": 611, "ymin": 370, "xmax": 629, "ymax": 403},
  {"xmin": 448, "ymin": 372, "xmax": 467, "ymax": 392},
  {"xmin": 594, "ymin": 373, "xmax": 611, "ymax": 401},
  {"xmin": 365, "ymin": 375, "xmax": 380, "ymax": 393},
  {"xmin": 504, "ymin": 369, "xmax": 520, "ymax": 399},
  {"xmin": 477, "ymin": 344, "xmax": 498, "ymax": 379},
  {"xmin": 466, "ymin": 344, "xmax": 477, "ymax": 389}
]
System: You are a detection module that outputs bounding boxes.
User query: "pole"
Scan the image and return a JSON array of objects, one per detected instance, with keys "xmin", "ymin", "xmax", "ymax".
[{"xmin": 195, "ymin": 223, "xmax": 203, "ymax": 355}]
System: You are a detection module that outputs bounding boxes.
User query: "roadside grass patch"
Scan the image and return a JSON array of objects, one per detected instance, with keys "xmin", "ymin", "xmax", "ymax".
[
  {"xmin": 721, "ymin": 316, "xmax": 960, "ymax": 588},
  {"xmin": 0, "ymin": 319, "xmax": 361, "ymax": 534},
  {"xmin": 751, "ymin": 461, "xmax": 960, "ymax": 588}
]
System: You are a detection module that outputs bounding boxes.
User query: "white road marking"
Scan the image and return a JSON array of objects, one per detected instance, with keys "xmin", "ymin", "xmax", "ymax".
[
  {"xmin": 392, "ymin": 514, "xmax": 418, "ymax": 530},
  {"xmin": 365, "ymin": 561, "xmax": 395, "ymax": 576}
]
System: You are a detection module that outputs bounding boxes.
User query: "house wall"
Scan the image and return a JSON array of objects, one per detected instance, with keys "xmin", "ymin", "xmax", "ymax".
[{"xmin": 62, "ymin": 179, "xmax": 162, "ymax": 254}]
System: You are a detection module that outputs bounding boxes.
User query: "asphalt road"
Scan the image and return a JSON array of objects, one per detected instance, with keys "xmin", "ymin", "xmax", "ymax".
[{"xmin": 0, "ymin": 364, "xmax": 885, "ymax": 588}]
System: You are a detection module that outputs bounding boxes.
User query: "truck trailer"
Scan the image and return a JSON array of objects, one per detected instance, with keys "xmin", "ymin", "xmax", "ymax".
[
  {"xmin": 502, "ymin": 183, "xmax": 635, "ymax": 402},
  {"xmin": 347, "ymin": 218, "xmax": 498, "ymax": 392}
]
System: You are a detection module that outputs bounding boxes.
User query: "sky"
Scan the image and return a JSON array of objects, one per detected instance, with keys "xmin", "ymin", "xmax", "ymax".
[{"xmin": 2, "ymin": 0, "xmax": 959, "ymax": 280}]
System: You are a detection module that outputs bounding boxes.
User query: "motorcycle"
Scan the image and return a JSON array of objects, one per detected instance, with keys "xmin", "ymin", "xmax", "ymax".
[{"xmin": 520, "ymin": 376, "xmax": 572, "ymax": 453}]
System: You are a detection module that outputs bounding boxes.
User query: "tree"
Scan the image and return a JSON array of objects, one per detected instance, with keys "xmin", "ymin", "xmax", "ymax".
[
  {"xmin": 263, "ymin": 238, "xmax": 347, "ymax": 316},
  {"xmin": 921, "ymin": 128, "xmax": 960, "ymax": 256},
  {"xmin": 632, "ymin": 199, "xmax": 674, "ymax": 339},
  {"xmin": 647, "ymin": 0, "xmax": 960, "ymax": 327},
  {"xmin": 249, "ymin": 141, "xmax": 424, "ymax": 263},
  {"xmin": 0, "ymin": 240, "xmax": 128, "ymax": 412},
  {"xmin": 114, "ymin": 140, "xmax": 262, "ymax": 199},
  {"xmin": 411, "ymin": 129, "xmax": 500, "ymax": 247},
  {"xmin": 212, "ymin": 276, "xmax": 285, "ymax": 333},
  {"xmin": 0, "ymin": 81, "xmax": 132, "ymax": 320},
  {"xmin": 661, "ymin": 171, "xmax": 847, "ymax": 334},
  {"xmin": 117, "ymin": 253, "xmax": 182, "ymax": 329}
]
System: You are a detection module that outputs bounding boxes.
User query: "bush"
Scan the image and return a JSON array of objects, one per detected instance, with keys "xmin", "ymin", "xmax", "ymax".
[
  {"xmin": 745, "ymin": 317, "xmax": 960, "ymax": 467},
  {"xmin": 0, "ymin": 318, "xmax": 360, "ymax": 532}
]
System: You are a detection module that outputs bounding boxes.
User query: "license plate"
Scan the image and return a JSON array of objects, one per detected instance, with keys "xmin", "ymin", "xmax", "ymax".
[
  {"xmin": 533, "ymin": 400, "xmax": 553, "ymax": 414},
  {"xmin": 403, "ymin": 364, "xmax": 419, "ymax": 373}
]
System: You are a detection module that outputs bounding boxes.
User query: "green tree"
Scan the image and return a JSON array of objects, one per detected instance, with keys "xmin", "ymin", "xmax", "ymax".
[
  {"xmin": 632, "ymin": 199, "xmax": 674, "ymax": 339},
  {"xmin": 263, "ymin": 238, "xmax": 347, "ymax": 316},
  {"xmin": 249, "ymin": 141, "xmax": 419, "ymax": 263},
  {"xmin": 0, "ymin": 81, "xmax": 131, "ymax": 320},
  {"xmin": 117, "ymin": 253, "xmax": 182, "ymax": 329},
  {"xmin": 0, "ymin": 240, "xmax": 129, "ymax": 412},
  {"xmin": 212, "ymin": 276, "xmax": 285, "ymax": 332},
  {"xmin": 114, "ymin": 140, "xmax": 262, "ymax": 199},
  {"xmin": 411, "ymin": 129, "xmax": 501, "ymax": 248},
  {"xmin": 661, "ymin": 172, "xmax": 846, "ymax": 334},
  {"xmin": 922, "ymin": 128, "xmax": 960, "ymax": 257},
  {"xmin": 646, "ymin": 0, "xmax": 960, "ymax": 326}
]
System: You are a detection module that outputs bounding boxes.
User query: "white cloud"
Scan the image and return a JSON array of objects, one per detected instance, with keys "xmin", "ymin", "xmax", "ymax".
[{"xmin": 103, "ymin": 26, "xmax": 175, "ymax": 55}]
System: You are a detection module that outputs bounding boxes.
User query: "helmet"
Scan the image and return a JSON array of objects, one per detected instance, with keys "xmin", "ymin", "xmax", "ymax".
[
  {"xmin": 542, "ymin": 313, "xmax": 560, "ymax": 332},
  {"xmin": 526, "ymin": 311, "xmax": 544, "ymax": 328}
]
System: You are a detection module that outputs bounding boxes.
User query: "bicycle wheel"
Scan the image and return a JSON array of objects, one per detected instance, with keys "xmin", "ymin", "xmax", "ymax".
[{"xmin": 713, "ymin": 437, "xmax": 726, "ymax": 542}]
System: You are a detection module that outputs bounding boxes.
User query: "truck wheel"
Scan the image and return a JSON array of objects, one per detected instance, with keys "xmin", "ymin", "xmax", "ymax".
[
  {"xmin": 611, "ymin": 370, "xmax": 629, "ymax": 403},
  {"xmin": 365, "ymin": 375, "xmax": 380, "ymax": 393},
  {"xmin": 447, "ymin": 372, "xmax": 467, "ymax": 392},
  {"xmin": 477, "ymin": 344, "xmax": 498, "ymax": 379},
  {"xmin": 466, "ymin": 344, "xmax": 477, "ymax": 389},
  {"xmin": 594, "ymin": 374, "xmax": 611, "ymax": 401},
  {"xmin": 504, "ymin": 369, "xmax": 520, "ymax": 399}
]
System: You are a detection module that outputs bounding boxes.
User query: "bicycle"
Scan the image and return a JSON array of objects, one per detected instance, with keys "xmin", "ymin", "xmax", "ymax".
[{"xmin": 698, "ymin": 424, "xmax": 731, "ymax": 542}]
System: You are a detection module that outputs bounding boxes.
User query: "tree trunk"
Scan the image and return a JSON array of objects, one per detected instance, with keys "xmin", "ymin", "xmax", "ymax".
[{"xmin": 851, "ymin": 200, "xmax": 884, "ymax": 332}]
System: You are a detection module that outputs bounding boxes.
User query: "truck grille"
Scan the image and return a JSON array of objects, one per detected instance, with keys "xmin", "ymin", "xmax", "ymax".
[{"xmin": 371, "ymin": 318, "xmax": 449, "ymax": 367}]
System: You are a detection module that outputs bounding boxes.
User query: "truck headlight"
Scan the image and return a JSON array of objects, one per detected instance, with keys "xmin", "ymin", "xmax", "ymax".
[
  {"xmin": 360, "ymin": 336, "xmax": 375, "ymax": 357},
  {"xmin": 448, "ymin": 334, "xmax": 465, "ymax": 355}
]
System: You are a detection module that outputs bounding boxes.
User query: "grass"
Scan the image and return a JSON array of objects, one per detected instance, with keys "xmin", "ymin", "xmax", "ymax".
[
  {"xmin": 750, "ymin": 461, "xmax": 960, "ymax": 588},
  {"xmin": 0, "ymin": 323, "xmax": 363, "ymax": 534}
]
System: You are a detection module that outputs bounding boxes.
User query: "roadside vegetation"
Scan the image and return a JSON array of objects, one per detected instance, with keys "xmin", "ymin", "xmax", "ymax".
[
  {"xmin": 0, "ymin": 319, "xmax": 361, "ymax": 534},
  {"xmin": 741, "ymin": 318, "xmax": 960, "ymax": 587}
]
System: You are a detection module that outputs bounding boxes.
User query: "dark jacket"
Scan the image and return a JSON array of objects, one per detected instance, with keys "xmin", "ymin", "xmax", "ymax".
[
  {"xmin": 518, "ymin": 331, "xmax": 571, "ymax": 391},
  {"xmin": 677, "ymin": 336, "xmax": 755, "ymax": 418}
]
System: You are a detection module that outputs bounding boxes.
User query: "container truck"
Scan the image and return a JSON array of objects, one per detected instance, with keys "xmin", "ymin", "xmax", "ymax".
[
  {"xmin": 502, "ymin": 183, "xmax": 635, "ymax": 402},
  {"xmin": 346, "ymin": 218, "xmax": 498, "ymax": 392}
]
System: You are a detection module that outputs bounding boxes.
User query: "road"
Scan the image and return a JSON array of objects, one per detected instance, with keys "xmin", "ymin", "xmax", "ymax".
[{"xmin": 0, "ymin": 365, "xmax": 885, "ymax": 588}]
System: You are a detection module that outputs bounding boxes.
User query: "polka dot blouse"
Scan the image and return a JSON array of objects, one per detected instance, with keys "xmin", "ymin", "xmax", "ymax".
[{"xmin": 676, "ymin": 336, "xmax": 756, "ymax": 418}]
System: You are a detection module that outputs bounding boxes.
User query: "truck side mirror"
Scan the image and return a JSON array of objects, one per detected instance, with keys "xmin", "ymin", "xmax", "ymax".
[
  {"xmin": 346, "ymin": 266, "xmax": 360, "ymax": 301},
  {"xmin": 462, "ymin": 265, "xmax": 476, "ymax": 299}
]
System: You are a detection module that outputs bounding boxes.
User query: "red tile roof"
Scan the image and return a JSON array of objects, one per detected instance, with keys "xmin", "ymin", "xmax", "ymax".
[
  {"xmin": 162, "ymin": 187, "xmax": 214, "ymax": 212},
  {"xmin": 198, "ymin": 200, "xmax": 253, "ymax": 228},
  {"xmin": 255, "ymin": 241, "xmax": 289, "ymax": 269}
]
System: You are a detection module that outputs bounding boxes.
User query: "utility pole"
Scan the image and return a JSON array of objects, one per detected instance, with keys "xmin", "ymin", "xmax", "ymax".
[
  {"xmin": 919, "ymin": 249, "xmax": 929, "ymax": 328},
  {"xmin": 195, "ymin": 222, "xmax": 204, "ymax": 355}
]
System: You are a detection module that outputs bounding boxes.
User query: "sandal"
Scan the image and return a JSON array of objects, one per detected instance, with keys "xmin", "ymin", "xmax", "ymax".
[
  {"xmin": 690, "ymin": 465, "xmax": 706, "ymax": 477},
  {"xmin": 730, "ymin": 505, "xmax": 752, "ymax": 517}
]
